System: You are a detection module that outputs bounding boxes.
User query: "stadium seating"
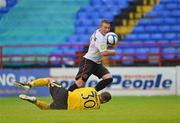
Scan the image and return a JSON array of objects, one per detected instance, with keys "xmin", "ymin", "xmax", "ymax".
[
  {"xmin": 121, "ymin": 47, "xmax": 135, "ymax": 65},
  {"xmin": 1, "ymin": 0, "xmax": 180, "ymax": 67},
  {"xmin": 162, "ymin": 47, "xmax": 176, "ymax": 59},
  {"xmin": 0, "ymin": 0, "xmax": 90, "ymax": 67},
  {"xmin": 0, "ymin": 0, "xmax": 89, "ymax": 54},
  {"xmin": 66, "ymin": 0, "xmax": 129, "ymax": 44},
  {"xmin": 135, "ymin": 47, "xmax": 150, "ymax": 60},
  {"xmin": 124, "ymin": 0, "xmax": 180, "ymax": 43},
  {"xmin": 176, "ymin": 48, "xmax": 180, "ymax": 58},
  {"xmin": 115, "ymin": 0, "xmax": 180, "ymax": 65},
  {"xmin": 52, "ymin": 0, "xmax": 130, "ymax": 66}
]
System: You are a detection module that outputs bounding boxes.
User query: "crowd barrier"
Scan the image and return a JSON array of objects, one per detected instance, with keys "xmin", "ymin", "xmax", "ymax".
[{"xmin": 0, "ymin": 42, "xmax": 180, "ymax": 68}]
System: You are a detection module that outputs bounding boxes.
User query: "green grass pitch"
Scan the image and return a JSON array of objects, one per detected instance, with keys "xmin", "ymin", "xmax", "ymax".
[{"xmin": 0, "ymin": 96, "xmax": 180, "ymax": 123}]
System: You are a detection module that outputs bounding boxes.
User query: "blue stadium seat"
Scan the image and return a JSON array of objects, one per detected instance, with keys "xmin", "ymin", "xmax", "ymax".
[
  {"xmin": 137, "ymin": 33, "xmax": 150, "ymax": 40},
  {"xmin": 148, "ymin": 47, "xmax": 160, "ymax": 64},
  {"xmin": 151, "ymin": 33, "xmax": 163, "ymax": 40},
  {"xmin": 114, "ymin": 0, "xmax": 128, "ymax": 7},
  {"xmin": 88, "ymin": 12, "xmax": 102, "ymax": 19},
  {"xmin": 158, "ymin": 25, "xmax": 170, "ymax": 32},
  {"xmin": 135, "ymin": 48, "xmax": 149, "ymax": 60},
  {"xmin": 84, "ymin": 6, "xmax": 94, "ymax": 13},
  {"xmin": 149, "ymin": 47, "xmax": 160, "ymax": 55},
  {"xmin": 92, "ymin": 4, "xmax": 101, "ymax": 11},
  {"xmin": 146, "ymin": 11, "xmax": 158, "ymax": 17},
  {"xmin": 164, "ymin": 33, "xmax": 177, "ymax": 40},
  {"xmin": 144, "ymin": 26, "xmax": 158, "ymax": 33},
  {"xmin": 101, "ymin": 12, "xmax": 114, "ymax": 21},
  {"xmin": 164, "ymin": 18, "xmax": 177, "ymax": 24},
  {"xmin": 138, "ymin": 19, "xmax": 150, "ymax": 25},
  {"xmin": 159, "ymin": 11, "xmax": 171, "ymax": 17},
  {"xmin": 121, "ymin": 48, "xmax": 135, "ymax": 65},
  {"xmin": 177, "ymin": 33, "xmax": 180, "ymax": 39},
  {"xmin": 67, "ymin": 35, "xmax": 80, "ymax": 43},
  {"xmin": 0, "ymin": 7, "xmax": 9, "ymax": 14},
  {"xmin": 62, "ymin": 46, "xmax": 77, "ymax": 66},
  {"xmin": 91, "ymin": 19, "xmax": 101, "ymax": 26},
  {"xmin": 63, "ymin": 46, "xmax": 76, "ymax": 54},
  {"xmin": 153, "ymin": 5, "xmax": 164, "ymax": 11},
  {"xmin": 75, "ymin": 18, "xmax": 92, "ymax": 27},
  {"xmin": 171, "ymin": 10, "xmax": 180, "ymax": 17},
  {"xmin": 166, "ymin": 3, "xmax": 178, "ymax": 10},
  {"xmin": 124, "ymin": 34, "xmax": 137, "ymax": 41},
  {"xmin": 109, "ymin": 48, "xmax": 122, "ymax": 61},
  {"xmin": 177, "ymin": 18, "xmax": 180, "ymax": 23},
  {"xmin": 162, "ymin": 47, "xmax": 176, "ymax": 59},
  {"xmin": 79, "ymin": 34, "xmax": 90, "ymax": 43},
  {"xmin": 151, "ymin": 18, "xmax": 164, "ymax": 25},
  {"xmin": 176, "ymin": 47, "xmax": 180, "ymax": 58},
  {"xmin": 86, "ymin": 26, "xmax": 96, "ymax": 34},
  {"xmin": 156, "ymin": 41, "xmax": 169, "ymax": 46},
  {"xmin": 76, "ymin": 11, "xmax": 87, "ymax": 19},
  {"xmin": 50, "ymin": 49, "xmax": 64, "ymax": 66},
  {"xmin": 108, "ymin": 7, "xmax": 120, "ymax": 15},
  {"xmin": 76, "ymin": 27, "xmax": 87, "ymax": 34},
  {"xmin": 133, "ymin": 26, "xmax": 144, "ymax": 33},
  {"xmin": 6, "ymin": 0, "xmax": 17, "ymax": 7},
  {"xmin": 90, "ymin": 0, "xmax": 103, "ymax": 6},
  {"xmin": 160, "ymin": 0, "xmax": 173, "ymax": 4},
  {"xmin": 91, "ymin": 0, "xmax": 127, "ymax": 7},
  {"xmin": 171, "ymin": 25, "xmax": 180, "ymax": 32}
]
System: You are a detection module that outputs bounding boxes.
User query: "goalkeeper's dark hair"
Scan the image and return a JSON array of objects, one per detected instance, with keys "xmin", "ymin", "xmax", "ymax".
[{"xmin": 100, "ymin": 91, "xmax": 112, "ymax": 103}]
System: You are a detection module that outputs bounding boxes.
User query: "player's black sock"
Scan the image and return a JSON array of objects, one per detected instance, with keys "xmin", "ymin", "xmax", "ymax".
[
  {"xmin": 95, "ymin": 78, "xmax": 113, "ymax": 91},
  {"xmin": 68, "ymin": 83, "xmax": 78, "ymax": 91}
]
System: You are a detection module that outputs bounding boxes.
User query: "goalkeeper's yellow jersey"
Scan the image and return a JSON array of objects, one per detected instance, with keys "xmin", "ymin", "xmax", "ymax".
[{"xmin": 67, "ymin": 87, "xmax": 101, "ymax": 110}]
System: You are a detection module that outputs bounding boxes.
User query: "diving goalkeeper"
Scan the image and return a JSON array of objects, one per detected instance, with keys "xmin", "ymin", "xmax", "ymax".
[{"xmin": 14, "ymin": 78, "xmax": 111, "ymax": 110}]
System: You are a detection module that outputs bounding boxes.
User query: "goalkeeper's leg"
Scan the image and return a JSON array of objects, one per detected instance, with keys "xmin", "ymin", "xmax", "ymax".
[
  {"xmin": 14, "ymin": 78, "xmax": 55, "ymax": 90},
  {"xmin": 19, "ymin": 94, "xmax": 50, "ymax": 110}
]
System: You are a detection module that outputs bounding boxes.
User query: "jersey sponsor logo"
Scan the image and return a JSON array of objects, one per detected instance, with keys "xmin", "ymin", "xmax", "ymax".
[{"xmin": 100, "ymin": 44, "xmax": 106, "ymax": 50}]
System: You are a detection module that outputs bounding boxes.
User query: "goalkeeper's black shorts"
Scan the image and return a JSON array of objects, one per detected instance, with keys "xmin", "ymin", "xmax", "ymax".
[{"xmin": 49, "ymin": 82, "xmax": 68, "ymax": 109}]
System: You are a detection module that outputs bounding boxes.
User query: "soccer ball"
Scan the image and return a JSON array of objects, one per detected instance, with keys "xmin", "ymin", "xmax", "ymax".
[{"xmin": 105, "ymin": 32, "xmax": 119, "ymax": 46}]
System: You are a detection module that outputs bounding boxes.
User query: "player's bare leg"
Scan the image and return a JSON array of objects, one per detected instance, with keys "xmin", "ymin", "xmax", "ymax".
[{"xmin": 75, "ymin": 78, "xmax": 85, "ymax": 87}]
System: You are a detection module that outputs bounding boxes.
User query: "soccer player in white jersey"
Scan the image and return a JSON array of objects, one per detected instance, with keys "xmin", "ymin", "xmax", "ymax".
[{"xmin": 68, "ymin": 19, "xmax": 116, "ymax": 92}]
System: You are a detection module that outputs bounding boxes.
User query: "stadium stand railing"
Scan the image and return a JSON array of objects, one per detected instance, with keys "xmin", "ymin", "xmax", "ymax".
[{"xmin": 1, "ymin": 41, "xmax": 180, "ymax": 68}]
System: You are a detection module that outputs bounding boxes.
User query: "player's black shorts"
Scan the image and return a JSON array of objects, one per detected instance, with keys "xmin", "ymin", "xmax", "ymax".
[
  {"xmin": 75, "ymin": 57, "xmax": 110, "ymax": 82},
  {"xmin": 49, "ymin": 82, "xmax": 68, "ymax": 109}
]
